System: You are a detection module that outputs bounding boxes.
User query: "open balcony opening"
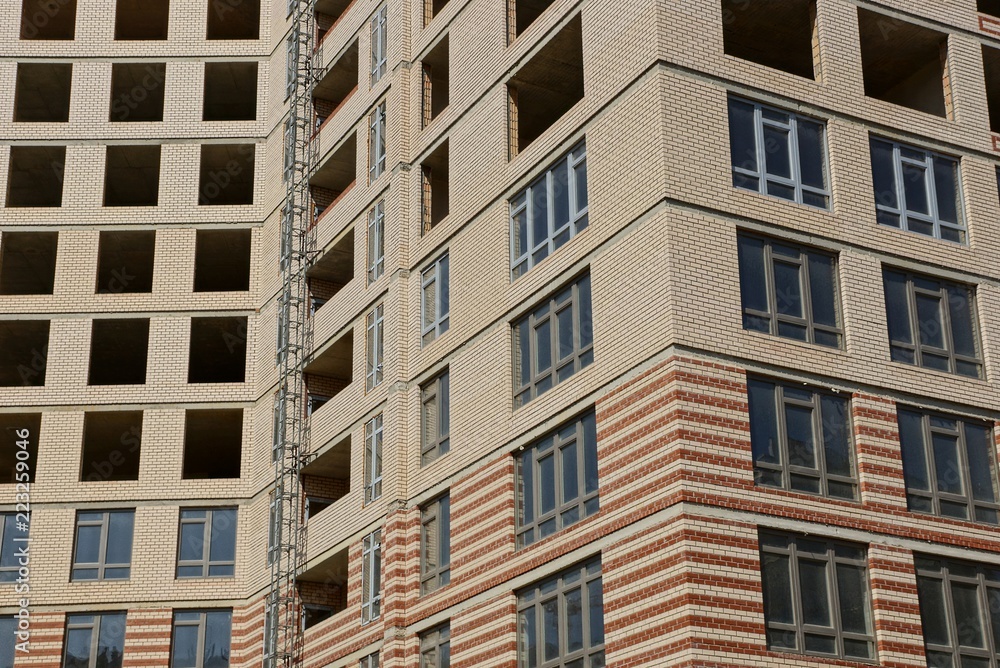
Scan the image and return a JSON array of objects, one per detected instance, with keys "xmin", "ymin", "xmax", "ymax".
[
  {"xmin": 182, "ymin": 409, "xmax": 243, "ymax": 479},
  {"xmin": 298, "ymin": 547, "xmax": 348, "ymax": 628},
  {"xmin": 314, "ymin": 41, "xmax": 358, "ymax": 130},
  {"xmin": 114, "ymin": 0, "xmax": 169, "ymax": 39},
  {"xmin": 104, "ymin": 145, "xmax": 161, "ymax": 207},
  {"xmin": 188, "ymin": 316, "xmax": 247, "ymax": 383},
  {"xmin": 421, "ymin": 35, "xmax": 450, "ymax": 127},
  {"xmin": 198, "ymin": 144, "xmax": 256, "ymax": 206},
  {"xmin": 0, "ymin": 321, "xmax": 49, "ymax": 387},
  {"xmin": 88, "ymin": 319, "xmax": 149, "ymax": 385},
  {"xmin": 983, "ymin": 45, "xmax": 1000, "ymax": 133},
  {"xmin": 0, "ymin": 414, "xmax": 40, "ymax": 483},
  {"xmin": 110, "ymin": 63, "xmax": 166, "ymax": 122},
  {"xmin": 508, "ymin": 14, "xmax": 583, "ymax": 156},
  {"xmin": 80, "ymin": 411, "xmax": 143, "ymax": 482},
  {"xmin": 421, "ymin": 140, "xmax": 449, "ymax": 233},
  {"xmin": 858, "ymin": 8, "xmax": 950, "ymax": 118},
  {"xmin": 6, "ymin": 146, "xmax": 65, "ymax": 208},
  {"xmin": 424, "ymin": 0, "xmax": 448, "ymax": 26},
  {"xmin": 304, "ymin": 329, "xmax": 353, "ymax": 415},
  {"xmin": 721, "ymin": 0, "xmax": 816, "ymax": 79},
  {"xmin": 307, "ymin": 227, "xmax": 354, "ymax": 314},
  {"xmin": 14, "ymin": 63, "xmax": 72, "ymax": 122},
  {"xmin": 302, "ymin": 435, "xmax": 351, "ymax": 523},
  {"xmin": 316, "ymin": 0, "xmax": 353, "ymax": 43},
  {"xmin": 509, "ymin": 0, "xmax": 556, "ymax": 39},
  {"xmin": 203, "ymin": 62, "xmax": 258, "ymax": 121},
  {"xmin": 206, "ymin": 0, "xmax": 259, "ymax": 40},
  {"xmin": 20, "ymin": 0, "xmax": 77, "ymax": 39},
  {"xmin": 194, "ymin": 229, "xmax": 251, "ymax": 292},
  {"xmin": 0, "ymin": 232, "xmax": 58, "ymax": 295},
  {"xmin": 310, "ymin": 134, "xmax": 356, "ymax": 222},
  {"xmin": 96, "ymin": 231, "xmax": 154, "ymax": 294}
]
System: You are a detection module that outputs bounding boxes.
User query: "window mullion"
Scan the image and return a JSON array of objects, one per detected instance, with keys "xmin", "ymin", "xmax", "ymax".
[
  {"xmin": 813, "ymin": 392, "xmax": 829, "ymax": 495},
  {"xmin": 202, "ymin": 514, "xmax": 212, "ymax": 574},
  {"xmin": 956, "ymin": 424, "xmax": 974, "ymax": 518},
  {"xmin": 775, "ymin": 386, "xmax": 792, "ymax": 489},
  {"xmin": 925, "ymin": 154, "xmax": 942, "ymax": 239},
  {"xmin": 98, "ymin": 513, "xmax": 110, "ymax": 579},
  {"xmin": 892, "ymin": 144, "xmax": 908, "ymax": 230},
  {"xmin": 788, "ymin": 115, "xmax": 804, "ymax": 204},
  {"xmin": 905, "ymin": 278, "xmax": 923, "ymax": 368},
  {"xmin": 921, "ymin": 415, "xmax": 943, "ymax": 519},
  {"xmin": 827, "ymin": 548, "xmax": 845, "ymax": 656},
  {"xmin": 787, "ymin": 542, "xmax": 805, "ymax": 651},
  {"xmin": 754, "ymin": 105, "xmax": 767, "ymax": 184},
  {"xmin": 939, "ymin": 286, "xmax": 958, "ymax": 374},
  {"xmin": 763, "ymin": 243, "xmax": 780, "ymax": 337},
  {"xmin": 799, "ymin": 253, "xmax": 815, "ymax": 343},
  {"xmin": 89, "ymin": 617, "xmax": 100, "ymax": 668}
]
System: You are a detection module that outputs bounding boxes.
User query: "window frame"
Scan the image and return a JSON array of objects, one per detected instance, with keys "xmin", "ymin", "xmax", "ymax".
[
  {"xmin": 728, "ymin": 97, "xmax": 831, "ymax": 210},
  {"xmin": 869, "ymin": 136, "xmax": 965, "ymax": 243},
  {"xmin": 510, "ymin": 141, "xmax": 589, "ymax": 279},
  {"xmin": 360, "ymin": 652, "xmax": 380, "ymax": 668},
  {"xmin": 366, "ymin": 302, "xmax": 384, "ymax": 391},
  {"xmin": 516, "ymin": 410, "xmax": 599, "ymax": 548},
  {"xmin": 367, "ymin": 200, "xmax": 385, "ymax": 284},
  {"xmin": 370, "ymin": 5, "xmax": 387, "ymax": 85},
  {"xmin": 272, "ymin": 387, "xmax": 286, "ymax": 464},
  {"xmin": 283, "ymin": 118, "xmax": 295, "ymax": 183},
  {"xmin": 364, "ymin": 414, "xmax": 383, "ymax": 504},
  {"xmin": 420, "ymin": 494, "xmax": 451, "ymax": 595},
  {"xmin": 421, "ymin": 252, "xmax": 450, "ymax": 345},
  {"xmin": 285, "ymin": 34, "xmax": 297, "ymax": 99},
  {"xmin": 882, "ymin": 268, "xmax": 983, "ymax": 379},
  {"xmin": 419, "ymin": 623, "xmax": 451, "ymax": 668},
  {"xmin": 169, "ymin": 609, "xmax": 232, "ymax": 668},
  {"xmin": 420, "ymin": 370, "xmax": 450, "ymax": 465},
  {"xmin": 62, "ymin": 612, "xmax": 128, "ymax": 668},
  {"xmin": 71, "ymin": 509, "xmax": 135, "ymax": 581},
  {"xmin": 512, "ymin": 272, "xmax": 593, "ymax": 408},
  {"xmin": 361, "ymin": 529, "xmax": 382, "ymax": 624},
  {"xmin": 517, "ymin": 557, "xmax": 604, "ymax": 668},
  {"xmin": 176, "ymin": 507, "xmax": 237, "ymax": 578},
  {"xmin": 1, "ymin": 513, "xmax": 28, "ymax": 582},
  {"xmin": 747, "ymin": 377, "xmax": 857, "ymax": 501},
  {"xmin": 897, "ymin": 406, "xmax": 1000, "ymax": 525},
  {"xmin": 369, "ymin": 102, "xmax": 386, "ymax": 183},
  {"xmin": 759, "ymin": 531, "xmax": 876, "ymax": 662},
  {"xmin": 267, "ymin": 491, "xmax": 280, "ymax": 566}
]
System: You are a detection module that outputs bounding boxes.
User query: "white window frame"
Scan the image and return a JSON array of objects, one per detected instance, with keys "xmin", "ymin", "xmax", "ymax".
[
  {"xmin": 421, "ymin": 252, "xmax": 449, "ymax": 345},
  {"xmin": 367, "ymin": 200, "xmax": 385, "ymax": 284},
  {"xmin": 370, "ymin": 6, "xmax": 387, "ymax": 85},
  {"xmin": 366, "ymin": 303, "xmax": 384, "ymax": 391},
  {"xmin": 361, "ymin": 529, "xmax": 382, "ymax": 624},
  {"xmin": 365, "ymin": 414, "xmax": 383, "ymax": 504},
  {"xmin": 369, "ymin": 102, "xmax": 386, "ymax": 183}
]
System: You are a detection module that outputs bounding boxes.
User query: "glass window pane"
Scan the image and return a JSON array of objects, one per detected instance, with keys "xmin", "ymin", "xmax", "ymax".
[
  {"xmin": 883, "ymin": 271, "xmax": 913, "ymax": 346},
  {"xmin": 728, "ymin": 99, "xmax": 758, "ymax": 175},
  {"xmin": 797, "ymin": 120, "xmax": 826, "ymax": 191},
  {"xmin": 566, "ymin": 586, "xmax": 583, "ymax": 653},
  {"xmin": 531, "ymin": 180, "xmax": 548, "ymax": 247},
  {"xmin": 519, "ymin": 608, "xmax": 537, "ymax": 668},
  {"xmin": 772, "ymin": 261, "xmax": 803, "ymax": 318},
  {"xmin": 574, "ymin": 159, "xmax": 588, "ymax": 212},
  {"xmin": 440, "ymin": 497, "xmax": 450, "ymax": 567},
  {"xmin": 933, "ymin": 157, "xmax": 960, "ymax": 225},
  {"xmin": 552, "ymin": 161, "xmax": 570, "ymax": 230},
  {"xmin": 915, "ymin": 294, "xmax": 945, "ymax": 349},
  {"xmin": 761, "ymin": 552, "xmax": 794, "ymax": 625},
  {"xmin": 748, "ymin": 380, "xmax": 780, "ymax": 467},
  {"xmin": 902, "ymin": 163, "xmax": 930, "ymax": 215},
  {"xmin": 542, "ymin": 598, "xmax": 560, "ymax": 661},
  {"xmin": 578, "ymin": 274, "xmax": 592, "ymax": 350},
  {"xmin": 785, "ymin": 405, "xmax": 816, "ymax": 470},
  {"xmin": 535, "ymin": 319, "xmax": 551, "ymax": 374},
  {"xmin": 520, "ymin": 455, "xmax": 534, "ymax": 525},
  {"xmin": 870, "ymin": 139, "xmax": 898, "ymax": 210},
  {"xmin": 64, "ymin": 627, "xmax": 93, "ymax": 668},
  {"xmin": 798, "ymin": 559, "xmax": 832, "ymax": 627},
  {"xmin": 105, "ymin": 513, "xmax": 134, "ymax": 565},
  {"xmin": 820, "ymin": 396, "xmax": 852, "ymax": 478},
  {"xmin": 171, "ymin": 624, "xmax": 199, "ymax": 668},
  {"xmin": 178, "ymin": 521, "xmax": 204, "ymax": 563},
  {"xmin": 807, "ymin": 253, "xmax": 838, "ymax": 328},
  {"xmin": 762, "ymin": 126, "xmax": 791, "ymax": 179},
  {"xmin": 738, "ymin": 236, "xmax": 768, "ymax": 315},
  {"xmin": 539, "ymin": 454, "xmax": 555, "ymax": 515},
  {"xmin": 947, "ymin": 287, "xmax": 978, "ymax": 359},
  {"xmin": 898, "ymin": 410, "xmax": 930, "ymax": 492},
  {"xmin": 951, "ymin": 582, "xmax": 986, "ymax": 649},
  {"xmin": 210, "ymin": 510, "xmax": 237, "ymax": 564},
  {"xmin": 97, "ymin": 613, "xmax": 127, "ymax": 668},
  {"xmin": 589, "ymin": 578, "xmax": 605, "ymax": 647},
  {"xmin": 836, "ymin": 564, "xmax": 870, "ymax": 635},
  {"xmin": 440, "ymin": 374, "xmax": 450, "ymax": 437},
  {"xmin": 964, "ymin": 424, "xmax": 998, "ymax": 504},
  {"xmin": 203, "ymin": 612, "xmax": 232, "ymax": 668},
  {"xmin": 439, "ymin": 256, "xmax": 449, "ymax": 319},
  {"xmin": 932, "ymin": 433, "xmax": 963, "ymax": 495},
  {"xmin": 75, "ymin": 524, "xmax": 101, "ymax": 565},
  {"xmin": 583, "ymin": 413, "xmax": 598, "ymax": 495},
  {"xmin": 557, "ymin": 306, "xmax": 574, "ymax": 361},
  {"xmin": 562, "ymin": 441, "xmax": 579, "ymax": 504}
]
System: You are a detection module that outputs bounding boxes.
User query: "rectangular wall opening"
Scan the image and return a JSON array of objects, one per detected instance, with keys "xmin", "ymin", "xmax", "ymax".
[
  {"xmin": 20, "ymin": 0, "xmax": 77, "ymax": 39},
  {"xmin": 96, "ymin": 230, "xmax": 155, "ymax": 294},
  {"xmin": 194, "ymin": 229, "xmax": 251, "ymax": 292},
  {"xmin": 206, "ymin": 0, "xmax": 259, "ymax": 39},
  {"xmin": 115, "ymin": 0, "xmax": 169, "ymax": 39},
  {"xmin": 110, "ymin": 63, "xmax": 166, "ymax": 122},
  {"xmin": 198, "ymin": 144, "xmax": 256, "ymax": 205},
  {"xmin": 182, "ymin": 409, "xmax": 243, "ymax": 479},
  {"xmin": 508, "ymin": 14, "xmax": 584, "ymax": 156},
  {"xmin": 0, "ymin": 413, "xmax": 40, "ymax": 484},
  {"xmin": 721, "ymin": 0, "xmax": 816, "ymax": 79},
  {"xmin": 0, "ymin": 232, "xmax": 58, "ymax": 295},
  {"xmin": 88, "ymin": 319, "xmax": 149, "ymax": 385},
  {"xmin": 510, "ymin": 0, "xmax": 556, "ymax": 39},
  {"xmin": 421, "ymin": 140, "xmax": 449, "ymax": 233},
  {"xmin": 858, "ymin": 8, "xmax": 950, "ymax": 118},
  {"xmin": 424, "ymin": 0, "xmax": 448, "ymax": 25},
  {"xmin": 307, "ymin": 228, "xmax": 354, "ymax": 313},
  {"xmin": 316, "ymin": 0, "xmax": 353, "ymax": 43},
  {"xmin": 302, "ymin": 436, "xmax": 351, "ymax": 522},
  {"xmin": 421, "ymin": 35, "xmax": 450, "ymax": 127},
  {"xmin": 81, "ymin": 411, "xmax": 143, "ymax": 482},
  {"xmin": 983, "ymin": 45, "xmax": 1000, "ymax": 133},
  {"xmin": 314, "ymin": 41, "xmax": 358, "ymax": 129},
  {"xmin": 6, "ymin": 146, "xmax": 65, "ymax": 208},
  {"xmin": 304, "ymin": 329, "xmax": 354, "ymax": 414},
  {"xmin": 0, "ymin": 321, "xmax": 49, "ymax": 386},
  {"xmin": 188, "ymin": 316, "xmax": 247, "ymax": 383},
  {"xmin": 309, "ymin": 134, "xmax": 356, "ymax": 221},
  {"xmin": 14, "ymin": 63, "xmax": 72, "ymax": 122},
  {"xmin": 203, "ymin": 62, "xmax": 258, "ymax": 121},
  {"xmin": 980, "ymin": 0, "xmax": 1000, "ymax": 17},
  {"xmin": 104, "ymin": 145, "xmax": 161, "ymax": 207},
  {"xmin": 298, "ymin": 548, "xmax": 348, "ymax": 628}
]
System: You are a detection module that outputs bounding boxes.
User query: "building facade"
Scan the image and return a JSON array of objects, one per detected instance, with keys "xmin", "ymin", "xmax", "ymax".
[{"xmin": 3, "ymin": 0, "xmax": 1000, "ymax": 667}]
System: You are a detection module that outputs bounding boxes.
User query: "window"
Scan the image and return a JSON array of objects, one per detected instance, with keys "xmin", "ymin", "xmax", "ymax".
[
  {"xmin": 365, "ymin": 414, "xmax": 383, "ymax": 504},
  {"xmin": 176, "ymin": 508, "xmax": 238, "ymax": 578},
  {"xmin": 272, "ymin": 390, "xmax": 286, "ymax": 464},
  {"xmin": 915, "ymin": 555, "xmax": 1000, "ymax": 667},
  {"xmin": 371, "ymin": 5, "xmax": 387, "ymax": 85},
  {"xmin": 517, "ymin": 558, "xmax": 604, "ymax": 667},
  {"xmin": 1, "ymin": 231, "xmax": 58, "ymax": 295},
  {"xmin": 421, "ymin": 253, "xmax": 450, "ymax": 345},
  {"xmin": 267, "ymin": 492, "xmax": 279, "ymax": 565},
  {"xmin": 737, "ymin": 234, "xmax": 842, "ymax": 348},
  {"xmin": 283, "ymin": 119, "xmax": 295, "ymax": 183},
  {"xmin": 420, "ymin": 494, "xmax": 450, "ymax": 594},
  {"xmin": 421, "ymin": 371, "xmax": 450, "ymax": 465},
  {"xmin": 870, "ymin": 137, "xmax": 963, "ymax": 242},
  {"xmin": 517, "ymin": 411, "xmax": 598, "ymax": 548},
  {"xmin": 747, "ymin": 378, "xmax": 855, "ymax": 499},
  {"xmin": 14, "ymin": 63, "xmax": 72, "ymax": 123},
  {"xmin": 759, "ymin": 531, "xmax": 875, "ymax": 661},
  {"xmin": 883, "ymin": 269, "xmax": 982, "ymax": 378},
  {"xmin": 361, "ymin": 529, "xmax": 382, "ymax": 624},
  {"xmin": 728, "ymin": 98, "xmax": 829, "ymax": 209},
  {"xmin": 72, "ymin": 510, "xmax": 134, "ymax": 581},
  {"xmin": 170, "ymin": 610, "xmax": 232, "ymax": 668},
  {"xmin": 369, "ymin": 103, "xmax": 386, "ymax": 183},
  {"xmin": 263, "ymin": 594, "xmax": 277, "ymax": 665},
  {"xmin": 510, "ymin": 142, "xmax": 589, "ymax": 279},
  {"xmin": 62, "ymin": 612, "xmax": 127, "ymax": 668},
  {"xmin": 419, "ymin": 623, "xmax": 450, "ymax": 668},
  {"xmin": 1, "ymin": 513, "xmax": 29, "ymax": 582},
  {"xmin": 897, "ymin": 407, "xmax": 999, "ymax": 524},
  {"xmin": 360, "ymin": 652, "xmax": 379, "ymax": 668},
  {"xmin": 1, "ymin": 616, "xmax": 14, "ymax": 668},
  {"xmin": 285, "ymin": 34, "xmax": 296, "ymax": 99},
  {"xmin": 513, "ymin": 273, "xmax": 593, "ymax": 408},
  {"xmin": 368, "ymin": 200, "xmax": 385, "ymax": 283},
  {"xmin": 721, "ymin": 0, "xmax": 817, "ymax": 79},
  {"xmin": 366, "ymin": 303, "xmax": 384, "ymax": 391}
]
